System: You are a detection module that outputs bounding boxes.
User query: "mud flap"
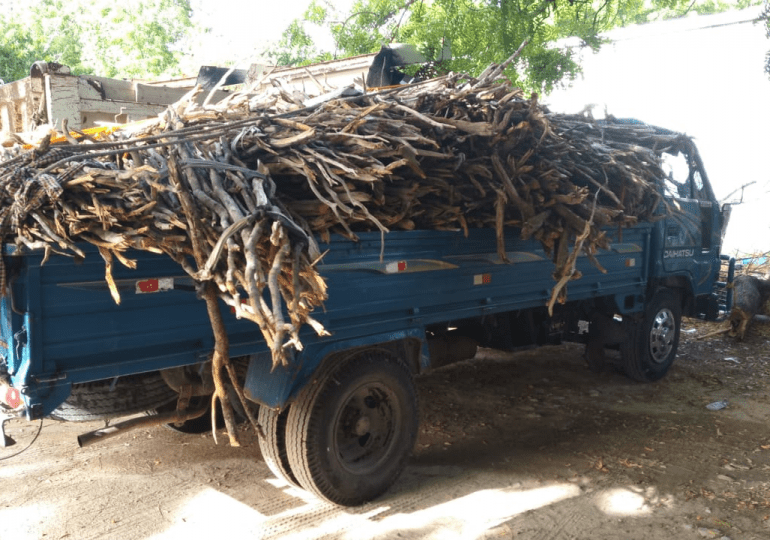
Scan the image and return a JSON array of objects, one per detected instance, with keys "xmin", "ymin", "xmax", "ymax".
[
  {"xmin": 585, "ymin": 312, "xmax": 630, "ymax": 372},
  {"xmin": 242, "ymin": 351, "xmax": 300, "ymax": 409}
]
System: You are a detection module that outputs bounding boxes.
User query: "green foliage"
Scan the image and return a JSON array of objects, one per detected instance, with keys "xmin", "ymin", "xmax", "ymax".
[
  {"xmin": 271, "ymin": 0, "xmax": 763, "ymax": 93},
  {"xmin": 609, "ymin": 0, "xmax": 760, "ymax": 25},
  {"xmin": 275, "ymin": 19, "xmax": 321, "ymax": 66},
  {"xmin": 0, "ymin": 0, "xmax": 195, "ymax": 82},
  {"xmin": 0, "ymin": 5, "xmax": 92, "ymax": 83},
  {"xmin": 762, "ymin": 2, "xmax": 770, "ymax": 79},
  {"xmin": 0, "ymin": 19, "xmax": 44, "ymax": 82}
]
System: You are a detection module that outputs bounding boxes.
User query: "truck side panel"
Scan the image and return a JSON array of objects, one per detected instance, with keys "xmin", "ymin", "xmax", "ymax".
[{"xmin": 2, "ymin": 225, "xmax": 652, "ymax": 418}]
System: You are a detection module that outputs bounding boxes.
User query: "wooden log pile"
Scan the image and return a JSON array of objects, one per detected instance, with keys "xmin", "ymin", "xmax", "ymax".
[{"xmin": 0, "ymin": 61, "xmax": 690, "ymax": 442}]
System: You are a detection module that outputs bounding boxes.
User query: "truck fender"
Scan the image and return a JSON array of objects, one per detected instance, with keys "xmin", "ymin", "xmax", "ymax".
[{"xmin": 242, "ymin": 328, "xmax": 426, "ymax": 409}]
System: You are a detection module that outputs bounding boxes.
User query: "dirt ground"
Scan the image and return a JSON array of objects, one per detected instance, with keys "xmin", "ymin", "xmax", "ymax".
[{"xmin": 3, "ymin": 317, "xmax": 770, "ymax": 540}]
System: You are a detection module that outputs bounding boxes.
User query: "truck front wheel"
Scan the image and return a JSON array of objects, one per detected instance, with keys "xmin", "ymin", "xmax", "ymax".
[
  {"xmin": 622, "ymin": 289, "xmax": 682, "ymax": 382},
  {"xmin": 285, "ymin": 349, "xmax": 418, "ymax": 506}
]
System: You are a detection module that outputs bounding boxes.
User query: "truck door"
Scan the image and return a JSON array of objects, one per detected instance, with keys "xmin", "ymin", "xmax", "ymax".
[{"xmin": 660, "ymin": 146, "xmax": 719, "ymax": 296}]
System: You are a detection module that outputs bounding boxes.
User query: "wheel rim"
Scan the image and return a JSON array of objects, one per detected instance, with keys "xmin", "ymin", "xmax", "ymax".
[
  {"xmin": 332, "ymin": 381, "xmax": 400, "ymax": 476},
  {"xmin": 649, "ymin": 307, "xmax": 676, "ymax": 364}
]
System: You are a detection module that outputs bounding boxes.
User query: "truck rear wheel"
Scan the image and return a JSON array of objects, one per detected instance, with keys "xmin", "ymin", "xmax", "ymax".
[
  {"xmin": 622, "ymin": 289, "xmax": 681, "ymax": 382},
  {"xmin": 258, "ymin": 406, "xmax": 299, "ymax": 487},
  {"xmin": 285, "ymin": 349, "xmax": 418, "ymax": 506}
]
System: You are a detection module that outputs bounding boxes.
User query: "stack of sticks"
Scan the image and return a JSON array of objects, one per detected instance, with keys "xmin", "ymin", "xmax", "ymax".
[{"xmin": 0, "ymin": 62, "xmax": 691, "ymax": 443}]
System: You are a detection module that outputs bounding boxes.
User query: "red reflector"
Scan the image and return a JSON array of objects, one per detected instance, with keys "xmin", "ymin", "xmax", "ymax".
[
  {"xmin": 5, "ymin": 387, "xmax": 21, "ymax": 409},
  {"xmin": 137, "ymin": 279, "xmax": 159, "ymax": 293},
  {"xmin": 231, "ymin": 298, "xmax": 248, "ymax": 314},
  {"xmin": 397, "ymin": 261, "xmax": 407, "ymax": 272}
]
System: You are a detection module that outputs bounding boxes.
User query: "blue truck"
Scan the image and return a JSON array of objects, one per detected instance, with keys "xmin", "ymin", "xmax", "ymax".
[{"xmin": 0, "ymin": 119, "xmax": 732, "ymax": 506}]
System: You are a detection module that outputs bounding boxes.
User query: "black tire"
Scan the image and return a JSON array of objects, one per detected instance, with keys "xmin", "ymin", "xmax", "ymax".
[
  {"xmin": 622, "ymin": 289, "xmax": 682, "ymax": 382},
  {"xmin": 258, "ymin": 406, "xmax": 300, "ymax": 487},
  {"xmin": 50, "ymin": 372, "xmax": 177, "ymax": 422},
  {"xmin": 285, "ymin": 349, "xmax": 418, "ymax": 506}
]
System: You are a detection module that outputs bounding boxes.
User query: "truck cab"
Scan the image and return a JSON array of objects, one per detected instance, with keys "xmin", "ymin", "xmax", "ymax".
[{"xmin": 657, "ymin": 133, "xmax": 728, "ymax": 319}]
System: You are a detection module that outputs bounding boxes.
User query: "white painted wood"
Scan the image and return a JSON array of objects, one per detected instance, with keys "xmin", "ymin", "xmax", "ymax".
[
  {"xmin": 135, "ymin": 83, "xmax": 229, "ymax": 106},
  {"xmin": 46, "ymin": 74, "xmax": 80, "ymax": 130},
  {"xmin": 78, "ymin": 99, "xmax": 166, "ymax": 124},
  {"xmin": 0, "ymin": 103, "xmax": 15, "ymax": 135}
]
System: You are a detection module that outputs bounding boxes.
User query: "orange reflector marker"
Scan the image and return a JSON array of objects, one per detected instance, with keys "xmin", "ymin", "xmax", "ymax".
[
  {"xmin": 231, "ymin": 298, "xmax": 249, "ymax": 314},
  {"xmin": 384, "ymin": 260, "xmax": 409, "ymax": 273},
  {"xmin": 137, "ymin": 279, "xmax": 159, "ymax": 293},
  {"xmin": 136, "ymin": 278, "xmax": 173, "ymax": 294},
  {"xmin": 473, "ymin": 274, "xmax": 492, "ymax": 285},
  {"xmin": 4, "ymin": 387, "xmax": 21, "ymax": 409}
]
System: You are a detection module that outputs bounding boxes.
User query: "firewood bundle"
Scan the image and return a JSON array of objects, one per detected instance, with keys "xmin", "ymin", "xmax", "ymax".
[{"xmin": 0, "ymin": 66, "xmax": 686, "ymax": 373}]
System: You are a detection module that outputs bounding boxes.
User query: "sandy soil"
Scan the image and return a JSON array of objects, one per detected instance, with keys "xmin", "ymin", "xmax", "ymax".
[{"xmin": 2, "ymin": 317, "xmax": 770, "ymax": 539}]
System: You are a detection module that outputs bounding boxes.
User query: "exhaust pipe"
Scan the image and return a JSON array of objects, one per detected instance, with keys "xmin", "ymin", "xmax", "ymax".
[{"xmin": 77, "ymin": 407, "xmax": 208, "ymax": 448}]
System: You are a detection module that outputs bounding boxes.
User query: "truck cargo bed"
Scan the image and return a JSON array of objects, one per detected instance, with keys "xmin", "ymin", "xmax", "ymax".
[{"xmin": 2, "ymin": 225, "xmax": 650, "ymax": 417}]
